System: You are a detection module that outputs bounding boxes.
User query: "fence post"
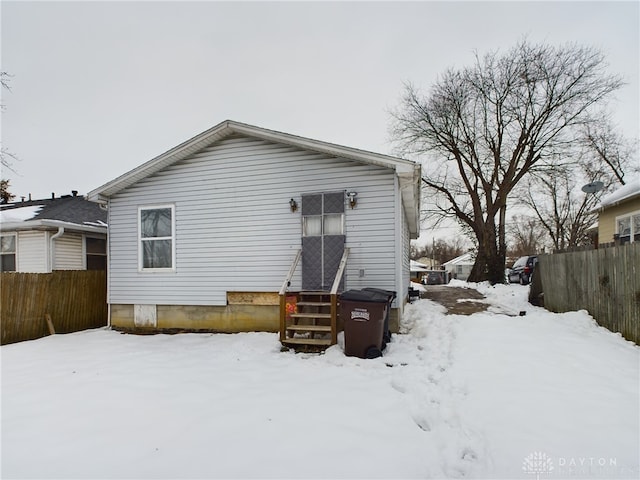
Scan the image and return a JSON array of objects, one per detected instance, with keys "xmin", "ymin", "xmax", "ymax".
[{"xmin": 44, "ymin": 314, "xmax": 56, "ymax": 335}]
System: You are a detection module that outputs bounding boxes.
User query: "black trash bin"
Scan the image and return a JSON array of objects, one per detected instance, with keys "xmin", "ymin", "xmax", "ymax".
[
  {"xmin": 361, "ymin": 288, "xmax": 396, "ymax": 348},
  {"xmin": 340, "ymin": 289, "xmax": 389, "ymax": 359}
]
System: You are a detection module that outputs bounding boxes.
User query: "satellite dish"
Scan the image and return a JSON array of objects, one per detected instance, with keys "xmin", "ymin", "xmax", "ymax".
[{"xmin": 581, "ymin": 181, "xmax": 604, "ymax": 194}]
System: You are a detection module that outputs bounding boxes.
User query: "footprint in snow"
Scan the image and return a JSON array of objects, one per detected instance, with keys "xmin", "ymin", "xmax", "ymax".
[{"xmin": 412, "ymin": 413, "xmax": 432, "ymax": 432}]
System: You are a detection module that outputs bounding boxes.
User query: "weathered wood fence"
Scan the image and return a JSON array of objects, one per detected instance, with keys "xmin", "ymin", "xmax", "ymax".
[
  {"xmin": 1, "ymin": 270, "xmax": 107, "ymax": 345},
  {"xmin": 538, "ymin": 242, "xmax": 640, "ymax": 345}
]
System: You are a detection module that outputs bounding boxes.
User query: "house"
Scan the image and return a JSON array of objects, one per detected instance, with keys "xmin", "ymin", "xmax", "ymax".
[
  {"xmin": 595, "ymin": 179, "xmax": 640, "ymax": 246},
  {"xmin": 441, "ymin": 251, "xmax": 475, "ymax": 281},
  {"xmin": 410, "ymin": 259, "xmax": 429, "ymax": 283},
  {"xmin": 87, "ymin": 120, "xmax": 421, "ymax": 349},
  {"xmin": 0, "ymin": 192, "xmax": 108, "ymax": 272},
  {"xmin": 416, "ymin": 256, "xmax": 440, "ymax": 269}
]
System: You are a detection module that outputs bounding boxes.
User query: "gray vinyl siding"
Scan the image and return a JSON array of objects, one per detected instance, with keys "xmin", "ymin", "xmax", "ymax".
[
  {"xmin": 16, "ymin": 231, "xmax": 48, "ymax": 273},
  {"xmin": 108, "ymin": 134, "xmax": 398, "ymax": 305}
]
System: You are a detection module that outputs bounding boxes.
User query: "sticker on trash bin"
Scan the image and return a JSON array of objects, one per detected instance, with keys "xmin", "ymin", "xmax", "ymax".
[{"xmin": 351, "ymin": 308, "xmax": 370, "ymax": 321}]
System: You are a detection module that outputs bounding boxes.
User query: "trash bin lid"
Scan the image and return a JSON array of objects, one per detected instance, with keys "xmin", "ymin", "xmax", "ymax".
[
  {"xmin": 339, "ymin": 289, "xmax": 390, "ymax": 303},
  {"xmin": 361, "ymin": 288, "xmax": 396, "ymax": 301}
]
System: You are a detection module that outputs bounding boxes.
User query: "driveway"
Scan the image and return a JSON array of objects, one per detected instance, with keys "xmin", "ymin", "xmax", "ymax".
[{"xmin": 420, "ymin": 285, "xmax": 488, "ymax": 315}]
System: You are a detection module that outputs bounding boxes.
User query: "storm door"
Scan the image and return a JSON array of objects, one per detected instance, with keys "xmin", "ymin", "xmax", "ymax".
[{"xmin": 301, "ymin": 192, "xmax": 346, "ymax": 291}]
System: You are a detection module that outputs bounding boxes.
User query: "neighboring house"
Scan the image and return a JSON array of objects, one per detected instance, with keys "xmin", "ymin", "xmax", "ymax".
[
  {"xmin": 87, "ymin": 120, "xmax": 421, "ymax": 349},
  {"xmin": 416, "ymin": 256, "xmax": 440, "ymax": 269},
  {"xmin": 595, "ymin": 179, "xmax": 640, "ymax": 246},
  {"xmin": 0, "ymin": 192, "xmax": 108, "ymax": 273},
  {"xmin": 442, "ymin": 251, "xmax": 475, "ymax": 281},
  {"xmin": 410, "ymin": 259, "xmax": 429, "ymax": 283}
]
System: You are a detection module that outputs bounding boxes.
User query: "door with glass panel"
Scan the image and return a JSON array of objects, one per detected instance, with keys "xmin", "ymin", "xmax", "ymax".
[{"xmin": 301, "ymin": 192, "xmax": 345, "ymax": 291}]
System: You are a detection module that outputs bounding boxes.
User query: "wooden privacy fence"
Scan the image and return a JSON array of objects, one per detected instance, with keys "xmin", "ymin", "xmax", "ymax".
[
  {"xmin": 1, "ymin": 270, "xmax": 107, "ymax": 345},
  {"xmin": 538, "ymin": 243, "xmax": 640, "ymax": 345}
]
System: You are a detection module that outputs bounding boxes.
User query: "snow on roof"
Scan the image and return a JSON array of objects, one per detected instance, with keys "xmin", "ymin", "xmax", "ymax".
[
  {"xmin": 598, "ymin": 178, "xmax": 640, "ymax": 209},
  {"xmin": 441, "ymin": 252, "xmax": 475, "ymax": 266},
  {"xmin": 1, "ymin": 196, "xmax": 107, "ymax": 233},
  {"xmin": 84, "ymin": 220, "xmax": 108, "ymax": 228},
  {"xmin": 0, "ymin": 205, "xmax": 43, "ymax": 223},
  {"xmin": 410, "ymin": 260, "xmax": 429, "ymax": 271}
]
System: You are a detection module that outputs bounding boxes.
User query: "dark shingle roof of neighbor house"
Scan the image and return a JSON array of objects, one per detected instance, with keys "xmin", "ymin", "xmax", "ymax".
[{"xmin": 0, "ymin": 193, "xmax": 107, "ymax": 228}]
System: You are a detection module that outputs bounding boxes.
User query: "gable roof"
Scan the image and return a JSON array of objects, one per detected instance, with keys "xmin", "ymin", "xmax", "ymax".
[
  {"xmin": 87, "ymin": 120, "xmax": 422, "ymax": 236},
  {"xmin": 0, "ymin": 194, "xmax": 107, "ymax": 233},
  {"xmin": 441, "ymin": 252, "xmax": 475, "ymax": 267},
  {"xmin": 596, "ymin": 178, "xmax": 640, "ymax": 211},
  {"xmin": 410, "ymin": 260, "xmax": 430, "ymax": 272}
]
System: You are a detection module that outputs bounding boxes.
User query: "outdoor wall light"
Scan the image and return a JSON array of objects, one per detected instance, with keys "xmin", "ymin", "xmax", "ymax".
[
  {"xmin": 289, "ymin": 198, "xmax": 298, "ymax": 212},
  {"xmin": 346, "ymin": 191, "xmax": 358, "ymax": 209}
]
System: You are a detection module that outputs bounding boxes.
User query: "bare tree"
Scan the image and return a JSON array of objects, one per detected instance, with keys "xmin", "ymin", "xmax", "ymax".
[
  {"xmin": 507, "ymin": 215, "xmax": 547, "ymax": 257},
  {"xmin": 580, "ymin": 117, "xmax": 638, "ymax": 185},
  {"xmin": 521, "ymin": 117, "xmax": 637, "ymax": 251},
  {"xmin": 411, "ymin": 237, "xmax": 468, "ymax": 264},
  {"xmin": 1, "ymin": 71, "xmax": 18, "ymax": 175},
  {"xmin": 391, "ymin": 40, "xmax": 624, "ymax": 283}
]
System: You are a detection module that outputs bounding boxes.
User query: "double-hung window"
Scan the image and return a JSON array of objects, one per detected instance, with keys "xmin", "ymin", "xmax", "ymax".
[
  {"xmin": 139, "ymin": 205, "xmax": 175, "ymax": 271},
  {"xmin": 616, "ymin": 211, "xmax": 640, "ymax": 244},
  {"xmin": 1, "ymin": 234, "xmax": 16, "ymax": 272}
]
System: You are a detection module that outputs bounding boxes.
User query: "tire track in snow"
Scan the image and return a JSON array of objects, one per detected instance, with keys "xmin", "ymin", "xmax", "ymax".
[{"xmin": 387, "ymin": 301, "xmax": 491, "ymax": 477}]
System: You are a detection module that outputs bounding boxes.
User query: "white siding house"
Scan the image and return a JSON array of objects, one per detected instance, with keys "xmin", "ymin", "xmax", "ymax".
[
  {"xmin": 0, "ymin": 195, "xmax": 107, "ymax": 273},
  {"xmin": 88, "ymin": 120, "xmax": 421, "ymax": 339},
  {"xmin": 442, "ymin": 252, "xmax": 475, "ymax": 281}
]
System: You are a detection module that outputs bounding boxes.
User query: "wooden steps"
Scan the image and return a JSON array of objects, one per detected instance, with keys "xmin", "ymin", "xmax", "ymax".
[
  {"xmin": 280, "ymin": 291, "xmax": 337, "ymax": 351},
  {"xmin": 289, "ymin": 312, "xmax": 331, "ymax": 320},
  {"xmin": 286, "ymin": 324, "xmax": 332, "ymax": 333},
  {"xmin": 281, "ymin": 338, "xmax": 332, "ymax": 347}
]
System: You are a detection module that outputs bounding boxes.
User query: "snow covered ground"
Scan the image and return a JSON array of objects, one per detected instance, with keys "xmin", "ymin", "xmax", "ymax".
[{"xmin": 2, "ymin": 282, "xmax": 638, "ymax": 479}]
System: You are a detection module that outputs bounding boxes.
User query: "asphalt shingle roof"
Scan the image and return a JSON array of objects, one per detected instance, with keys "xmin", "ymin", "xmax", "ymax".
[{"xmin": 1, "ymin": 195, "xmax": 107, "ymax": 226}]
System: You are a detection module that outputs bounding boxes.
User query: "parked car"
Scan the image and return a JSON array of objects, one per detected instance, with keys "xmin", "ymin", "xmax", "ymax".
[{"xmin": 507, "ymin": 255, "xmax": 538, "ymax": 285}]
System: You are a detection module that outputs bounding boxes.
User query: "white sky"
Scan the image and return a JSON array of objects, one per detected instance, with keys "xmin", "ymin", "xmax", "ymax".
[{"xmin": 2, "ymin": 1, "xmax": 638, "ymax": 226}]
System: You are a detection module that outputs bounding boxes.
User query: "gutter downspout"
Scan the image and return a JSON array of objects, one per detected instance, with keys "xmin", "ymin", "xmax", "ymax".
[{"xmin": 49, "ymin": 227, "xmax": 64, "ymax": 272}]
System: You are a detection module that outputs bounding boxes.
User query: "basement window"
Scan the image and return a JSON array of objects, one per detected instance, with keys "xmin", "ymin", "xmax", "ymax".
[{"xmin": 139, "ymin": 205, "xmax": 175, "ymax": 271}]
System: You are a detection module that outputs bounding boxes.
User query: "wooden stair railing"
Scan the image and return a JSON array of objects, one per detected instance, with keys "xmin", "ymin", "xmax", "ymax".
[
  {"xmin": 279, "ymin": 248, "xmax": 350, "ymax": 350},
  {"xmin": 279, "ymin": 249, "xmax": 302, "ymax": 344}
]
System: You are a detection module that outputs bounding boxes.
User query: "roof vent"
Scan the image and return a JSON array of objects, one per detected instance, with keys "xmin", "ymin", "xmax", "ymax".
[{"xmin": 72, "ymin": 190, "xmax": 78, "ymax": 197}]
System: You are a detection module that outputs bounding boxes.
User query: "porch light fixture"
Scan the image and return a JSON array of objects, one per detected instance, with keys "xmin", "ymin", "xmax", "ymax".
[
  {"xmin": 346, "ymin": 191, "xmax": 358, "ymax": 209},
  {"xmin": 289, "ymin": 198, "xmax": 298, "ymax": 212}
]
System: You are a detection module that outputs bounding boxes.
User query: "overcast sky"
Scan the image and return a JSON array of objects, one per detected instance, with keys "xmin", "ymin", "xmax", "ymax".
[{"xmin": 2, "ymin": 1, "xmax": 639, "ymax": 236}]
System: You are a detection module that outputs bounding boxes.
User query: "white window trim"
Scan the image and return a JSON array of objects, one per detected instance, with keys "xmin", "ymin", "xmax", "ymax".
[
  {"xmin": 138, "ymin": 204, "xmax": 176, "ymax": 272},
  {"xmin": 615, "ymin": 209, "xmax": 640, "ymax": 243},
  {"xmin": 1, "ymin": 233, "xmax": 17, "ymax": 272}
]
